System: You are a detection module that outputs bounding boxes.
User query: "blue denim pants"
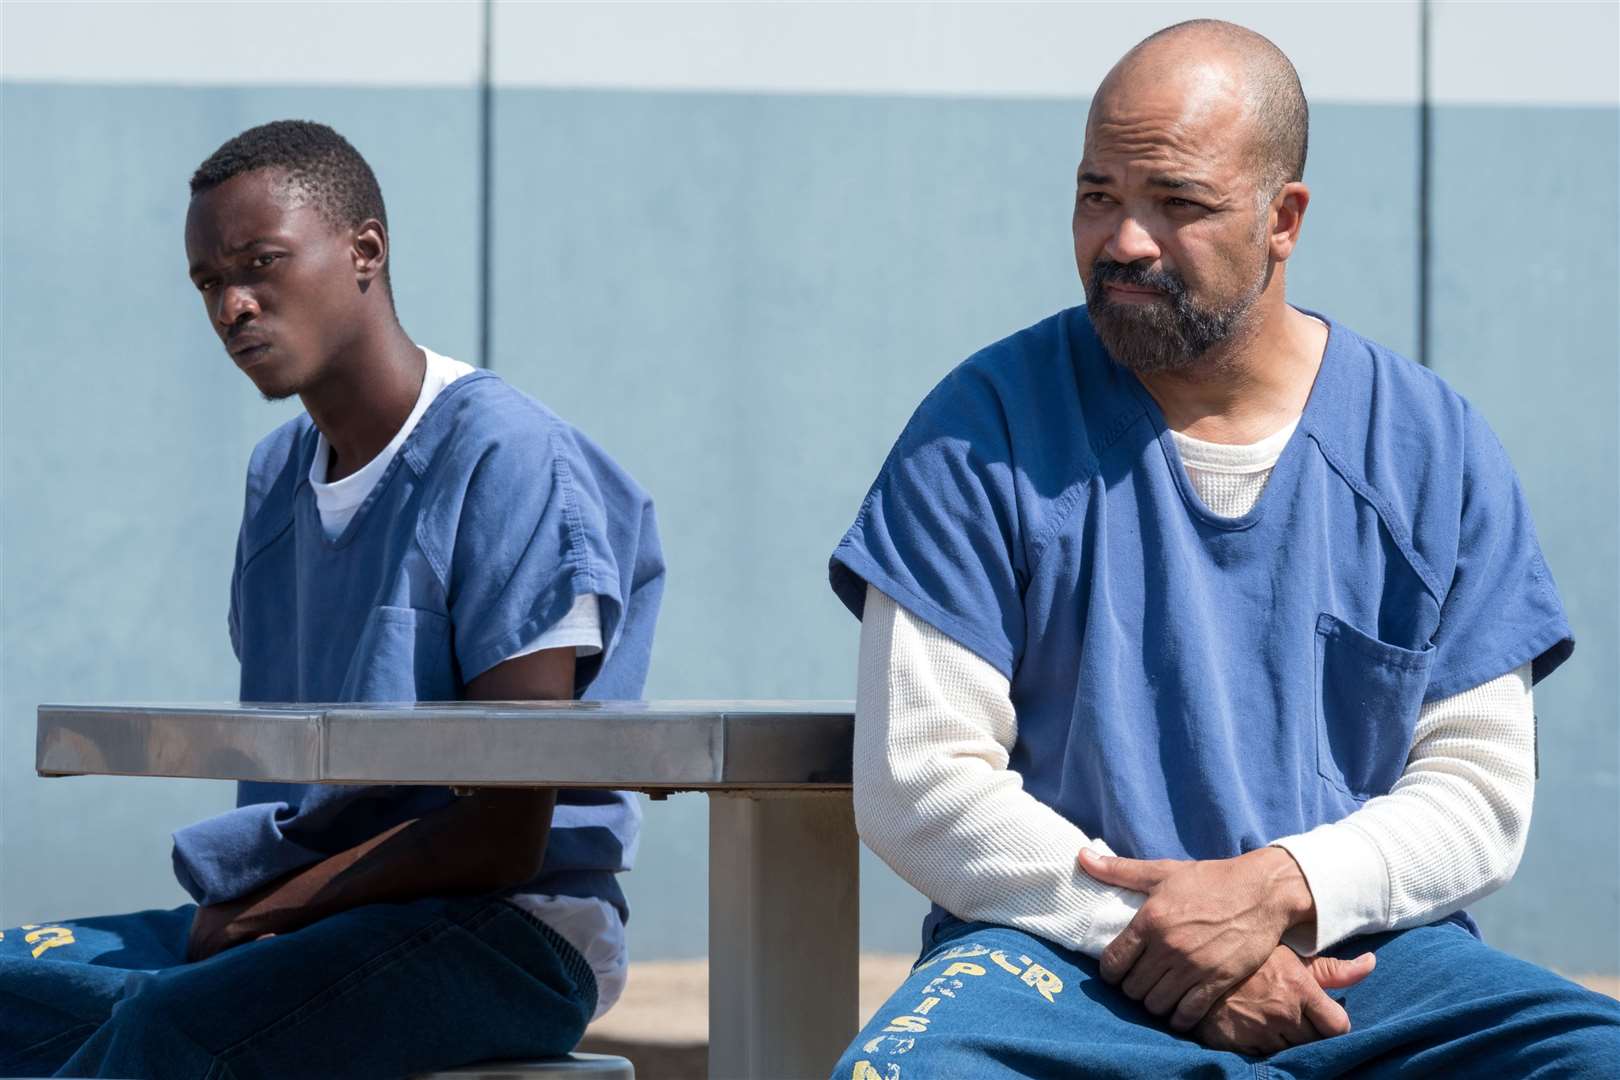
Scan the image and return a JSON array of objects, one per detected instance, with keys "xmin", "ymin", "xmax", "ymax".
[
  {"xmin": 0, "ymin": 896, "xmax": 596, "ymax": 1079},
  {"xmin": 836, "ymin": 919, "xmax": 1620, "ymax": 1079}
]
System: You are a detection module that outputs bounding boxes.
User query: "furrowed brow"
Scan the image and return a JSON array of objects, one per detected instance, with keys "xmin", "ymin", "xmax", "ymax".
[
  {"xmin": 191, "ymin": 236, "xmax": 278, "ymax": 277},
  {"xmin": 1146, "ymin": 174, "xmax": 1216, "ymax": 195}
]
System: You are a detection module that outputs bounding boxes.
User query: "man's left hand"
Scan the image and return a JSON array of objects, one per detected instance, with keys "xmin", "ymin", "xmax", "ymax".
[
  {"xmin": 1193, "ymin": 944, "xmax": 1374, "ymax": 1055},
  {"xmin": 1078, "ymin": 846, "xmax": 1316, "ymax": 1032}
]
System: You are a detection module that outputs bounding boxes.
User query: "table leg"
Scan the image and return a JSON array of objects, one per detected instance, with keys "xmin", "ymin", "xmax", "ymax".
[{"xmin": 707, "ymin": 792, "xmax": 859, "ymax": 1080}]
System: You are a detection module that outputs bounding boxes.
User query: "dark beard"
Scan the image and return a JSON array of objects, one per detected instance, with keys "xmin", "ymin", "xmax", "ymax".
[{"xmin": 1084, "ymin": 258, "xmax": 1265, "ymax": 374}]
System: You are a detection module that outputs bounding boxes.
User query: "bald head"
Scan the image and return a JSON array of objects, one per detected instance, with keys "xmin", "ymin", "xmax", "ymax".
[{"xmin": 1095, "ymin": 19, "xmax": 1308, "ymax": 197}]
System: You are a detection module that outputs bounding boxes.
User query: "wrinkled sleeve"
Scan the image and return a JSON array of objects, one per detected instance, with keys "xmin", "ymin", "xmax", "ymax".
[
  {"xmin": 856, "ymin": 586, "xmax": 1143, "ymax": 955},
  {"xmin": 175, "ymin": 801, "xmax": 316, "ymax": 906},
  {"xmin": 1272, "ymin": 665, "xmax": 1535, "ymax": 953},
  {"xmin": 829, "ymin": 380, "xmax": 1026, "ymax": 678},
  {"xmin": 1423, "ymin": 408, "xmax": 1572, "ymax": 702},
  {"xmin": 173, "ymin": 784, "xmax": 455, "ymax": 905},
  {"xmin": 449, "ymin": 426, "xmax": 624, "ymax": 688}
]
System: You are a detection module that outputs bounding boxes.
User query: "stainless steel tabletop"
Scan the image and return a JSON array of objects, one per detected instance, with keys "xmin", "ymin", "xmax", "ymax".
[
  {"xmin": 35, "ymin": 701, "xmax": 854, "ymax": 790},
  {"xmin": 35, "ymin": 699, "xmax": 863, "ymax": 1076}
]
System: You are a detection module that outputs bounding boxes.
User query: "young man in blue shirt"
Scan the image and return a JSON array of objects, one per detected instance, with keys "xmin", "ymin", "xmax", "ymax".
[
  {"xmin": 0, "ymin": 121, "xmax": 663, "ymax": 1078},
  {"xmin": 830, "ymin": 20, "xmax": 1620, "ymax": 1076}
]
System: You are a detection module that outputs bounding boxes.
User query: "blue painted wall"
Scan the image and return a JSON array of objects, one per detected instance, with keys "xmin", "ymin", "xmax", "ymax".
[
  {"xmin": 1426, "ymin": 105, "xmax": 1620, "ymax": 970},
  {"xmin": 2, "ymin": 82, "xmax": 1614, "ymax": 972},
  {"xmin": 1, "ymin": 83, "xmax": 482, "ymax": 921}
]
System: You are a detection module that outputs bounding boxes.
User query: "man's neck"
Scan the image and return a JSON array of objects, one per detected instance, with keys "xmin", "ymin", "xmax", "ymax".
[
  {"xmin": 1135, "ymin": 297, "xmax": 1328, "ymax": 445},
  {"xmin": 300, "ymin": 321, "xmax": 427, "ymax": 482}
]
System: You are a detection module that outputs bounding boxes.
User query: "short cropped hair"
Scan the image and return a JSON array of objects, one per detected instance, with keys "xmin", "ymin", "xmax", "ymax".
[
  {"xmin": 190, "ymin": 119, "xmax": 388, "ymax": 234},
  {"xmin": 1139, "ymin": 20, "xmax": 1310, "ymax": 194}
]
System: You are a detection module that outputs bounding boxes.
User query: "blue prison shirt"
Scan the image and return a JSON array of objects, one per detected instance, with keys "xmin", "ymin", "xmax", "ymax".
[
  {"xmin": 172, "ymin": 371, "xmax": 665, "ymax": 917},
  {"xmin": 830, "ymin": 306, "xmax": 1572, "ymax": 940}
]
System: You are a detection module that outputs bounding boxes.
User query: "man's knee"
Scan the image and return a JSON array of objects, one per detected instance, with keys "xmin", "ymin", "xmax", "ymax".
[
  {"xmin": 1511, "ymin": 980, "xmax": 1620, "ymax": 1072},
  {"xmin": 59, "ymin": 976, "xmax": 220, "ymax": 1078}
]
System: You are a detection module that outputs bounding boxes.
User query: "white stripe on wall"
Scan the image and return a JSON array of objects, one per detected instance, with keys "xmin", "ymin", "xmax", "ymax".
[
  {"xmin": 1431, "ymin": 0, "xmax": 1620, "ymax": 106},
  {"xmin": 0, "ymin": 0, "xmax": 481, "ymax": 87},
  {"xmin": 491, "ymin": 1, "xmax": 1424, "ymax": 104},
  {"xmin": 3, "ymin": 2, "xmax": 1614, "ymax": 106}
]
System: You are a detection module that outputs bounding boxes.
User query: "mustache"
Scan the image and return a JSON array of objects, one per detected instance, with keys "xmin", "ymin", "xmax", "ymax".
[{"xmin": 1089, "ymin": 259, "xmax": 1188, "ymax": 299}]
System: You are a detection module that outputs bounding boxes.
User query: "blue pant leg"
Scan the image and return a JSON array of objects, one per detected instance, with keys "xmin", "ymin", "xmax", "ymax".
[
  {"xmin": 1267, "ymin": 922, "xmax": 1620, "ymax": 1079},
  {"xmin": 55, "ymin": 896, "xmax": 596, "ymax": 1080},
  {"xmin": 832, "ymin": 923, "xmax": 1256, "ymax": 1080},
  {"xmin": 0, "ymin": 906, "xmax": 194, "ymax": 1076}
]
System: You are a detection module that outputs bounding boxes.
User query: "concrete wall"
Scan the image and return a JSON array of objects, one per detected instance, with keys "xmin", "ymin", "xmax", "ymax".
[{"xmin": 3, "ymin": 1, "xmax": 1615, "ymax": 973}]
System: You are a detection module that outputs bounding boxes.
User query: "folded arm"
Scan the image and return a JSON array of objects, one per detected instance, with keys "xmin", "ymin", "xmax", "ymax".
[
  {"xmin": 187, "ymin": 647, "xmax": 571, "ymax": 961},
  {"xmin": 853, "ymin": 584, "xmax": 1145, "ymax": 956},
  {"xmin": 1081, "ymin": 664, "xmax": 1534, "ymax": 1030},
  {"xmin": 859, "ymin": 579, "xmax": 1536, "ymax": 1044},
  {"xmin": 1270, "ymin": 663, "xmax": 1535, "ymax": 953}
]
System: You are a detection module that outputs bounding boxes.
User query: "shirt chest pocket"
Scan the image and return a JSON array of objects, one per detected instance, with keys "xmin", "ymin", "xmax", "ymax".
[
  {"xmin": 1314, "ymin": 612, "xmax": 1435, "ymax": 800},
  {"xmin": 340, "ymin": 605, "xmax": 456, "ymax": 702}
]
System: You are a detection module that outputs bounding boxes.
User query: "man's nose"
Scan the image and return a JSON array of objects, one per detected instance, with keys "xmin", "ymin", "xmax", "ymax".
[
  {"xmin": 1105, "ymin": 215, "xmax": 1160, "ymax": 265},
  {"xmin": 216, "ymin": 285, "xmax": 260, "ymax": 330}
]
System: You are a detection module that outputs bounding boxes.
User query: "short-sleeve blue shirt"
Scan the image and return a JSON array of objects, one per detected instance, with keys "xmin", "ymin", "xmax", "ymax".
[
  {"xmin": 173, "ymin": 371, "xmax": 665, "ymax": 915},
  {"xmin": 831, "ymin": 307, "xmax": 1571, "ymax": 935}
]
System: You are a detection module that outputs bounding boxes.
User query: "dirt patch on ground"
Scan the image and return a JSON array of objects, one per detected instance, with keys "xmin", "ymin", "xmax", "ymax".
[{"xmin": 1574, "ymin": 974, "xmax": 1619, "ymax": 999}]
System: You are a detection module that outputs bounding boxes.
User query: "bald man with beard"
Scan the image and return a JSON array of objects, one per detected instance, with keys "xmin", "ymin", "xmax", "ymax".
[{"xmin": 828, "ymin": 20, "xmax": 1620, "ymax": 1077}]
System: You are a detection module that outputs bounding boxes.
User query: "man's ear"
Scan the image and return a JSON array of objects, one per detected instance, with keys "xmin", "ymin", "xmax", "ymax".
[
  {"xmin": 1269, "ymin": 182, "xmax": 1310, "ymax": 262},
  {"xmin": 353, "ymin": 218, "xmax": 388, "ymax": 286}
]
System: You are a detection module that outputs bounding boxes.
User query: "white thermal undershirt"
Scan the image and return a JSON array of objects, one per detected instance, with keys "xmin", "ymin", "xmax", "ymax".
[
  {"xmin": 308, "ymin": 349, "xmax": 602, "ymax": 659},
  {"xmin": 854, "ymin": 422, "xmax": 1536, "ymax": 958},
  {"xmin": 307, "ymin": 348, "xmax": 623, "ymax": 1016}
]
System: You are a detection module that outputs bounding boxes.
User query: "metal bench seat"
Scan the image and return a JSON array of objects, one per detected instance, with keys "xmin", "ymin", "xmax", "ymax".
[{"xmin": 411, "ymin": 1052, "xmax": 633, "ymax": 1078}]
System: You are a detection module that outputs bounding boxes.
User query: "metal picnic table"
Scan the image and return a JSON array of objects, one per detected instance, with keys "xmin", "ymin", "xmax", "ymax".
[{"xmin": 35, "ymin": 701, "xmax": 859, "ymax": 1080}]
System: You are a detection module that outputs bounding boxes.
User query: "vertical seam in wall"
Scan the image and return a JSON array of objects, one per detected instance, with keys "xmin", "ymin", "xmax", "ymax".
[
  {"xmin": 1418, "ymin": 0, "xmax": 1432, "ymax": 367},
  {"xmin": 478, "ymin": 0, "xmax": 495, "ymax": 370}
]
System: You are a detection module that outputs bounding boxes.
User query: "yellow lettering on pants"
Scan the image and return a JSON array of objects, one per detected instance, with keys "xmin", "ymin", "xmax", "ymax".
[
  {"xmin": 852, "ymin": 1062, "xmax": 900, "ymax": 1080},
  {"xmin": 1019, "ymin": 962, "xmax": 1063, "ymax": 1003},
  {"xmin": 914, "ymin": 943, "xmax": 990, "ymax": 973},
  {"xmin": 882, "ymin": 1015, "xmax": 929, "ymax": 1034},
  {"xmin": 990, "ymin": 949, "xmax": 1023, "ymax": 975},
  {"xmin": 24, "ymin": 927, "xmax": 74, "ymax": 959},
  {"xmin": 862, "ymin": 1033, "xmax": 916, "ymax": 1056},
  {"xmin": 941, "ymin": 961, "xmax": 986, "ymax": 979}
]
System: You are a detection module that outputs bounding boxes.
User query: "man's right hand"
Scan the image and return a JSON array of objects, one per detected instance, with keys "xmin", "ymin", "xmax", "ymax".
[{"xmin": 1192, "ymin": 945, "xmax": 1375, "ymax": 1056}]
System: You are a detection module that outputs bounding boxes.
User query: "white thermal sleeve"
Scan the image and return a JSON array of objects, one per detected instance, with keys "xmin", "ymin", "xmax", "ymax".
[
  {"xmin": 1273, "ymin": 665, "xmax": 1536, "ymax": 953},
  {"xmin": 853, "ymin": 584, "xmax": 1144, "ymax": 957}
]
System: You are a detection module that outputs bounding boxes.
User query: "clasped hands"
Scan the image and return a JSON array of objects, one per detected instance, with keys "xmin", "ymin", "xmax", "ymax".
[{"xmin": 1077, "ymin": 847, "xmax": 1374, "ymax": 1056}]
